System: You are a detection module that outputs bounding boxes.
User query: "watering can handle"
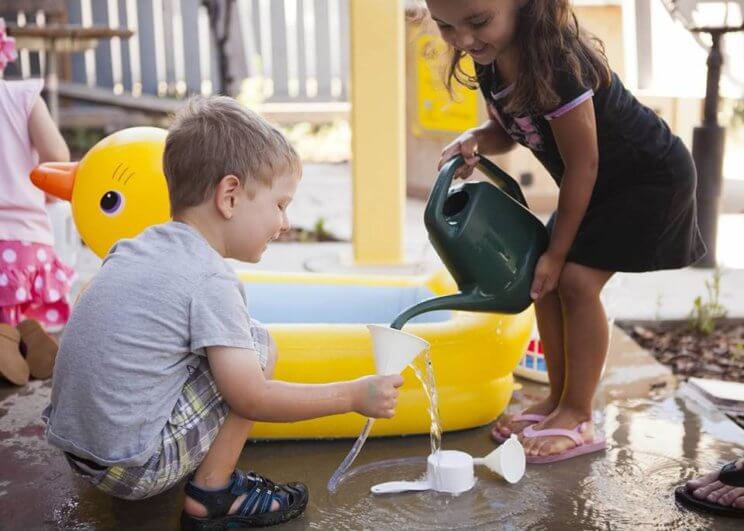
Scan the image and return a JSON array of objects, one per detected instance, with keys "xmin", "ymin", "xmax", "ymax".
[
  {"xmin": 474, "ymin": 156, "xmax": 528, "ymax": 207},
  {"xmin": 427, "ymin": 155, "xmax": 528, "ymax": 232}
]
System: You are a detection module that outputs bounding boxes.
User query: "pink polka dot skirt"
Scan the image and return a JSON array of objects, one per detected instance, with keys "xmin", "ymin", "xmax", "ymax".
[{"xmin": 0, "ymin": 240, "xmax": 76, "ymax": 330}]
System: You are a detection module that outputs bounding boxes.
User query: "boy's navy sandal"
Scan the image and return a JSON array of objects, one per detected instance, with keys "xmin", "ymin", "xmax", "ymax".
[
  {"xmin": 181, "ymin": 469, "xmax": 309, "ymax": 530},
  {"xmin": 674, "ymin": 460, "xmax": 744, "ymax": 518}
]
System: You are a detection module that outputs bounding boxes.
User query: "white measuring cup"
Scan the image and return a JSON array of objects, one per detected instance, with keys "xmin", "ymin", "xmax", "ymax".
[{"xmin": 371, "ymin": 450, "xmax": 476, "ymax": 494}]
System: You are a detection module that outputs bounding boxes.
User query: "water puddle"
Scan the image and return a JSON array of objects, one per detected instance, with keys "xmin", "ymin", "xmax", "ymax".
[{"xmin": 305, "ymin": 395, "xmax": 743, "ymax": 530}]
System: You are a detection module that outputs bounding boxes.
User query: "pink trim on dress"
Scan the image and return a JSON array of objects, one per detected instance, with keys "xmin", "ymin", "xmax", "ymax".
[
  {"xmin": 544, "ymin": 89, "xmax": 594, "ymax": 121},
  {"xmin": 490, "ymin": 83, "xmax": 514, "ymax": 101}
]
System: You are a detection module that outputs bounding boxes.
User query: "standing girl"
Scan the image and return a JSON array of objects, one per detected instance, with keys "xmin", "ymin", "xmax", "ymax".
[
  {"xmin": 0, "ymin": 18, "xmax": 74, "ymax": 385},
  {"xmin": 426, "ymin": 0, "xmax": 705, "ymax": 462}
]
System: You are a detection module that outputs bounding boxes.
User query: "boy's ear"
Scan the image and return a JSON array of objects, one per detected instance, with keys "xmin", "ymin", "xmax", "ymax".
[{"xmin": 214, "ymin": 174, "xmax": 242, "ymax": 220}]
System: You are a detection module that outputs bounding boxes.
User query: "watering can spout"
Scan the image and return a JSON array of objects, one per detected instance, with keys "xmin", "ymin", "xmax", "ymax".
[{"xmin": 391, "ymin": 291, "xmax": 481, "ymax": 330}]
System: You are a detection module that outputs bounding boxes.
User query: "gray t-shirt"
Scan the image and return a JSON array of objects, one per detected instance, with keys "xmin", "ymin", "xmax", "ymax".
[{"xmin": 43, "ymin": 222, "xmax": 258, "ymax": 467}]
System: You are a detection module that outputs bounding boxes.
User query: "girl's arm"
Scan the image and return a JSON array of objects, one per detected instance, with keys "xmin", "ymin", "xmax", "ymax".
[
  {"xmin": 530, "ymin": 99, "xmax": 599, "ymax": 299},
  {"xmin": 438, "ymin": 105, "xmax": 516, "ymax": 179},
  {"xmin": 28, "ymin": 97, "xmax": 70, "ymax": 164},
  {"xmin": 476, "ymin": 104, "xmax": 517, "ymax": 155},
  {"xmin": 547, "ymin": 98, "xmax": 599, "ymax": 258}
]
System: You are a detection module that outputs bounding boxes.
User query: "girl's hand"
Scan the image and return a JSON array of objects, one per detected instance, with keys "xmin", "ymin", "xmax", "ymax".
[
  {"xmin": 438, "ymin": 129, "xmax": 480, "ymax": 180},
  {"xmin": 530, "ymin": 251, "xmax": 566, "ymax": 300}
]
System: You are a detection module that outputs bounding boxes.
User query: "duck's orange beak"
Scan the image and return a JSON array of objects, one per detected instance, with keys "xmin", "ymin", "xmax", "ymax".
[{"xmin": 30, "ymin": 162, "xmax": 78, "ymax": 201}]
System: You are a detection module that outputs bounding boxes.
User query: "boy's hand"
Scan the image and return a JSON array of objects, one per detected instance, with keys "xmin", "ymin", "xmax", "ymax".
[
  {"xmin": 351, "ymin": 375, "xmax": 404, "ymax": 418},
  {"xmin": 438, "ymin": 129, "xmax": 480, "ymax": 180}
]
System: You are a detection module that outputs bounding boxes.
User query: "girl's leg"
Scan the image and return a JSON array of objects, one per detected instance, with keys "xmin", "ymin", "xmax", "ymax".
[
  {"xmin": 523, "ymin": 262, "xmax": 614, "ymax": 458},
  {"xmin": 493, "ymin": 289, "xmax": 566, "ymax": 438},
  {"xmin": 184, "ymin": 341, "xmax": 280, "ymax": 516}
]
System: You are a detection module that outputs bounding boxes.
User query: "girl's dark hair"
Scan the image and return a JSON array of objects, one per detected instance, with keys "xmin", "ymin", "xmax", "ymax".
[{"xmin": 444, "ymin": 0, "xmax": 612, "ymax": 114}]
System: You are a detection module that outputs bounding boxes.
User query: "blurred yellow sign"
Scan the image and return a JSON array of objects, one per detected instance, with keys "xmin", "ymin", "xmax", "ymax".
[{"xmin": 415, "ymin": 35, "xmax": 478, "ymax": 135}]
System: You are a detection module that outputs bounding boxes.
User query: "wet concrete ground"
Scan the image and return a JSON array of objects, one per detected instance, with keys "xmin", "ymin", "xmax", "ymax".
[{"xmin": 1, "ymin": 329, "xmax": 742, "ymax": 530}]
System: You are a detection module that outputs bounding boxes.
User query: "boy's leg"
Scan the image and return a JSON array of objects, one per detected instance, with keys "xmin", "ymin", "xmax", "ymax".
[
  {"xmin": 66, "ymin": 328, "xmax": 284, "ymax": 505},
  {"xmin": 522, "ymin": 262, "xmax": 614, "ymax": 458},
  {"xmin": 492, "ymin": 289, "xmax": 566, "ymax": 438},
  {"xmin": 184, "ymin": 334, "xmax": 280, "ymax": 517}
]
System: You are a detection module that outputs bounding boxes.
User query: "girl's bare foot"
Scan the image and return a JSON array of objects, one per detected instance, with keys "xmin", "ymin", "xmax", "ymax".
[
  {"xmin": 491, "ymin": 397, "xmax": 559, "ymax": 441},
  {"xmin": 520, "ymin": 405, "xmax": 594, "ymax": 458}
]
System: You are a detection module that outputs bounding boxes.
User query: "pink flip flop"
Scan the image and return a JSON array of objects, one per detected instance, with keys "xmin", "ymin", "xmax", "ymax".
[
  {"xmin": 522, "ymin": 421, "xmax": 606, "ymax": 464},
  {"xmin": 491, "ymin": 413, "xmax": 547, "ymax": 444}
]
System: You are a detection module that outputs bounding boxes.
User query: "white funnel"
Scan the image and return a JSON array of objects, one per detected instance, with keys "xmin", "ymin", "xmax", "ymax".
[
  {"xmin": 367, "ymin": 325, "xmax": 430, "ymax": 375},
  {"xmin": 473, "ymin": 435, "xmax": 526, "ymax": 484}
]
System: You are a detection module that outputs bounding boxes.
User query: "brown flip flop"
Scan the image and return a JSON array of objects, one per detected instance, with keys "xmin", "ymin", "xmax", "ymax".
[
  {"xmin": 17, "ymin": 319, "xmax": 58, "ymax": 380},
  {"xmin": 0, "ymin": 324, "xmax": 30, "ymax": 386}
]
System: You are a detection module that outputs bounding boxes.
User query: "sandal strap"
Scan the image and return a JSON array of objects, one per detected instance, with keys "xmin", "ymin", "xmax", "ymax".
[
  {"xmin": 237, "ymin": 481, "xmax": 303, "ymax": 517},
  {"xmin": 522, "ymin": 422, "xmax": 587, "ymax": 447},
  {"xmin": 237, "ymin": 486, "xmax": 267, "ymax": 516},
  {"xmin": 512, "ymin": 413, "xmax": 547, "ymax": 423},
  {"xmin": 719, "ymin": 461, "xmax": 744, "ymax": 487},
  {"xmin": 184, "ymin": 470, "xmax": 258, "ymax": 518}
]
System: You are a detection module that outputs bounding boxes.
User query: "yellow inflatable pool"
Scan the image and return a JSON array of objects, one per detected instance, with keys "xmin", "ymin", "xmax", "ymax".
[{"xmin": 243, "ymin": 269, "xmax": 533, "ymax": 439}]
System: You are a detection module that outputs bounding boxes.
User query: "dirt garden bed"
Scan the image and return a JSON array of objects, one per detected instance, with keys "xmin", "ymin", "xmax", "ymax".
[
  {"xmin": 619, "ymin": 319, "xmax": 744, "ymax": 428},
  {"xmin": 619, "ymin": 320, "xmax": 744, "ymax": 382}
]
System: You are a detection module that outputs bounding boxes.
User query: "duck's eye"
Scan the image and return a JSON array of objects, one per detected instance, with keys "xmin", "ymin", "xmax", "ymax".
[{"xmin": 100, "ymin": 191, "xmax": 124, "ymax": 216}]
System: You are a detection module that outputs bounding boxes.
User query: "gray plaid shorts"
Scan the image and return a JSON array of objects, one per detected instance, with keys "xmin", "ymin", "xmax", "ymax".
[{"xmin": 65, "ymin": 319, "xmax": 273, "ymax": 500}]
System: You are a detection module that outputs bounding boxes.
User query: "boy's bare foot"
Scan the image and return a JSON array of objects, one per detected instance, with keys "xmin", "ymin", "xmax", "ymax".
[
  {"xmin": 685, "ymin": 458, "xmax": 744, "ymax": 509},
  {"xmin": 520, "ymin": 405, "xmax": 595, "ymax": 458},
  {"xmin": 491, "ymin": 397, "xmax": 558, "ymax": 441}
]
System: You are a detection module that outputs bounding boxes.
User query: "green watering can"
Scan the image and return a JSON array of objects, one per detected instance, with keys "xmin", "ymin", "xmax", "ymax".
[{"xmin": 391, "ymin": 155, "xmax": 549, "ymax": 329}]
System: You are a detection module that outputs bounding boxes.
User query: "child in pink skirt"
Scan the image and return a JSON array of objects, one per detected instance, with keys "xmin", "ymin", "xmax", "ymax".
[{"xmin": 0, "ymin": 19, "xmax": 74, "ymax": 386}]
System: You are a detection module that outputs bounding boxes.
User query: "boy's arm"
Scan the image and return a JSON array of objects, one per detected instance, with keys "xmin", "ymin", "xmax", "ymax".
[{"xmin": 208, "ymin": 345, "xmax": 403, "ymax": 422}]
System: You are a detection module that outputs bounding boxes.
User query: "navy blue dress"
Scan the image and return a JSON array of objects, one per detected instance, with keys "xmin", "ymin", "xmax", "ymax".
[{"xmin": 475, "ymin": 62, "xmax": 706, "ymax": 272}]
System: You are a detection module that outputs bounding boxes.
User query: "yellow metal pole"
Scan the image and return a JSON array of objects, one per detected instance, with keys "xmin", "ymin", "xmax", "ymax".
[{"xmin": 350, "ymin": 0, "xmax": 406, "ymax": 265}]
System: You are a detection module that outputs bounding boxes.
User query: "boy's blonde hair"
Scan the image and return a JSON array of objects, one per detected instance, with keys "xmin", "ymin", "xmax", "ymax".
[{"xmin": 164, "ymin": 95, "xmax": 301, "ymax": 215}]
